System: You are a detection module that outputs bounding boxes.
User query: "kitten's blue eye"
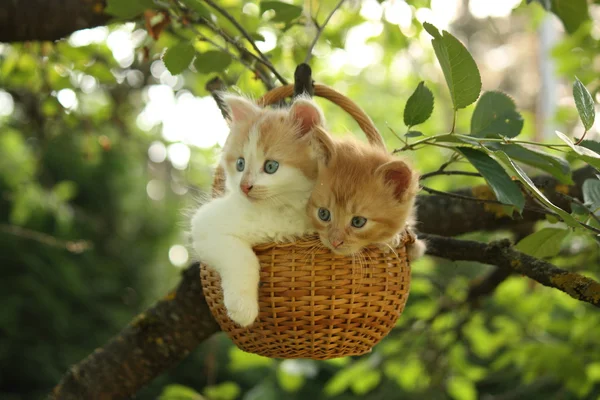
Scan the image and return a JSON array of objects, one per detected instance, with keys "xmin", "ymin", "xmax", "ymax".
[
  {"xmin": 236, "ymin": 157, "xmax": 245, "ymax": 172},
  {"xmin": 318, "ymin": 208, "xmax": 331, "ymax": 222},
  {"xmin": 351, "ymin": 216, "xmax": 367, "ymax": 228},
  {"xmin": 264, "ymin": 160, "xmax": 279, "ymax": 174}
]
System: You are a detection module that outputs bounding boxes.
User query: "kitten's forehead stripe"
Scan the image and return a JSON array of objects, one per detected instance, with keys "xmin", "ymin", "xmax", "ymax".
[{"xmin": 221, "ymin": 105, "xmax": 319, "ymax": 183}]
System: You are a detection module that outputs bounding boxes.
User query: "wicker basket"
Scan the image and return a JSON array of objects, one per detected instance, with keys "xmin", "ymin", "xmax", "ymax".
[{"xmin": 200, "ymin": 83, "xmax": 412, "ymax": 359}]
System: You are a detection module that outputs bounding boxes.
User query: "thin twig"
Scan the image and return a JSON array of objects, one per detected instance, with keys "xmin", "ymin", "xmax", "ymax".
[
  {"xmin": 169, "ymin": 6, "xmax": 275, "ymax": 89},
  {"xmin": 420, "ymin": 170, "xmax": 482, "ymax": 180},
  {"xmin": 420, "ymin": 186, "xmax": 554, "ymax": 216},
  {"xmin": 0, "ymin": 223, "xmax": 92, "ymax": 253},
  {"xmin": 202, "ymin": 0, "xmax": 288, "ymax": 85},
  {"xmin": 304, "ymin": 0, "xmax": 346, "ymax": 64},
  {"xmin": 450, "ymin": 110, "xmax": 457, "ymax": 133},
  {"xmin": 183, "ymin": 21, "xmax": 272, "ymax": 88},
  {"xmin": 575, "ymin": 130, "xmax": 588, "ymax": 145}
]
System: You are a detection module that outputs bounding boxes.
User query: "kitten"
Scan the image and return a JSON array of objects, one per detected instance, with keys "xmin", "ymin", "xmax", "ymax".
[
  {"xmin": 308, "ymin": 126, "xmax": 426, "ymax": 261},
  {"xmin": 191, "ymin": 94, "xmax": 325, "ymax": 327}
]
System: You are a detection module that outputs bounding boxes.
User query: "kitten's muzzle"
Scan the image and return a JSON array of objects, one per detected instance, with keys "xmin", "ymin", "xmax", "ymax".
[
  {"xmin": 331, "ymin": 239, "xmax": 344, "ymax": 249},
  {"xmin": 240, "ymin": 183, "xmax": 253, "ymax": 195}
]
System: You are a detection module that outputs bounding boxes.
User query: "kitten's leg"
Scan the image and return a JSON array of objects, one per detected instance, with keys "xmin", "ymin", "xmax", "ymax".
[
  {"xmin": 194, "ymin": 235, "xmax": 260, "ymax": 327},
  {"xmin": 404, "ymin": 227, "xmax": 427, "ymax": 261},
  {"xmin": 407, "ymin": 237, "xmax": 427, "ymax": 261},
  {"xmin": 377, "ymin": 228, "xmax": 426, "ymax": 261}
]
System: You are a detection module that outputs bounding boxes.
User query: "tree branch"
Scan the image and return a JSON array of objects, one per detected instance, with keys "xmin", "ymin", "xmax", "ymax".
[
  {"xmin": 416, "ymin": 166, "xmax": 594, "ymax": 236},
  {"xmin": 304, "ymin": 0, "xmax": 346, "ymax": 64},
  {"xmin": 202, "ymin": 0, "xmax": 287, "ymax": 86},
  {"xmin": 0, "ymin": 0, "xmax": 110, "ymax": 42},
  {"xmin": 422, "ymin": 234, "xmax": 600, "ymax": 308},
  {"xmin": 0, "ymin": 223, "xmax": 92, "ymax": 253},
  {"xmin": 50, "ymin": 264, "xmax": 219, "ymax": 400}
]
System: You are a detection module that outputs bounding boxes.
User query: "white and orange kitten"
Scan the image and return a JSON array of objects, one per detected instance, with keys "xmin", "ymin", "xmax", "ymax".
[
  {"xmin": 191, "ymin": 95, "xmax": 325, "ymax": 327},
  {"xmin": 308, "ymin": 126, "xmax": 426, "ymax": 260}
]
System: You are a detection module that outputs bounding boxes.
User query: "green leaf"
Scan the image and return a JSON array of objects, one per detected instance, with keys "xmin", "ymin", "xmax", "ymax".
[
  {"xmin": 162, "ymin": 42, "xmax": 195, "ymax": 75},
  {"xmin": 527, "ymin": 0, "xmax": 551, "ymax": 10},
  {"xmin": 251, "ymin": 32, "xmax": 266, "ymax": 42},
  {"xmin": 515, "ymin": 228, "xmax": 570, "ymax": 258},
  {"xmin": 571, "ymin": 201, "xmax": 590, "ymax": 216},
  {"xmin": 159, "ymin": 384, "xmax": 203, "ymax": 400},
  {"xmin": 489, "ymin": 143, "xmax": 572, "ymax": 185},
  {"xmin": 229, "ymin": 348, "xmax": 273, "ymax": 371},
  {"xmin": 105, "ymin": 0, "xmax": 155, "ymax": 18},
  {"xmin": 403, "ymin": 81, "xmax": 434, "ymax": 127},
  {"xmin": 53, "ymin": 181, "xmax": 77, "ymax": 202},
  {"xmin": 485, "ymin": 147, "xmax": 582, "ymax": 228},
  {"xmin": 573, "ymin": 77, "xmax": 595, "ymax": 131},
  {"xmin": 457, "ymin": 147, "xmax": 525, "ymax": 212},
  {"xmin": 405, "ymin": 131, "xmax": 424, "ymax": 138},
  {"xmin": 351, "ymin": 370, "xmax": 381, "ymax": 395},
  {"xmin": 423, "ymin": 23, "xmax": 481, "ymax": 110},
  {"xmin": 179, "ymin": 0, "xmax": 211, "ymax": 18},
  {"xmin": 193, "ymin": 51, "xmax": 233, "ymax": 74},
  {"xmin": 471, "ymin": 91, "xmax": 524, "ymax": 138},
  {"xmin": 582, "ymin": 179, "xmax": 600, "ymax": 212},
  {"xmin": 448, "ymin": 376, "xmax": 477, "ymax": 400},
  {"xmin": 324, "ymin": 361, "xmax": 369, "ymax": 396},
  {"xmin": 260, "ymin": 1, "xmax": 303, "ymax": 23},
  {"xmin": 203, "ymin": 382, "xmax": 240, "ymax": 400},
  {"xmin": 277, "ymin": 368, "xmax": 304, "ymax": 393},
  {"xmin": 555, "ymin": 130, "xmax": 600, "ymax": 171},
  {"xmin": 550, "ymin": 0, "xmax": 589, "ymax": 34},
  {"xmin": 579, "ymin": 140, "xmax": 600, "ymax": 154}
]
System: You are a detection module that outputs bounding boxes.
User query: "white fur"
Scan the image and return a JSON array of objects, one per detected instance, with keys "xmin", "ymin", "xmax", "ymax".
[
  {"xmin": 191, "ymin": 189, "xmax": 314, "ymax": 326},
  {"xmin": 191, "ymin": 97, "xmax": 322, "ymax": 327}
]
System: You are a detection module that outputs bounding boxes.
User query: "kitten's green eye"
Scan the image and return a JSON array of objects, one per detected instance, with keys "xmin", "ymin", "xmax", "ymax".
[
  {"xmin": 318, "ymin": 208, "xmax": 331, "ymax": 222},
  {"xmin": 351, "ymin": 216, "xmax": 367, "ymax": 228},
  {"xmin": 236, "ymin": 157, "xmax": 245, "ymax": 172},
  {"xmin": 264, "ymin": 160, "xmax": 279, "ymax": 174}
]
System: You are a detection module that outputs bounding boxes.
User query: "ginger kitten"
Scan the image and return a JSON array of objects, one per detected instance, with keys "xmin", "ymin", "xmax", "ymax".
[
  {"xmin": 308, "ymin": 126, "xmax": 426, "ymax": 260},
  {"xmin": 191, "ymin": 94, "xmax": 325, "ymax": 327}
]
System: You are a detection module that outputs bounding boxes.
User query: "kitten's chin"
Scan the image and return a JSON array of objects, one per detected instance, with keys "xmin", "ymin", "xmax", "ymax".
[{"xmin": 326, "ymin": 244, "xmax": 360, "ymax": 256}]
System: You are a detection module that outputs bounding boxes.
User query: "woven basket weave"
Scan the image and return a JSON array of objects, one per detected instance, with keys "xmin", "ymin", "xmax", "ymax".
[{"xmin": 200, "ymin": 83, "xmax": 412, "ymax": 359}]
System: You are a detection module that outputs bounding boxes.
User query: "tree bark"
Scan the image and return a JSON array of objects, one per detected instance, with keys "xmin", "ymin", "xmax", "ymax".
[
  {"xmin": 417, "ymin": 166, "xmax": 593, "ymax": 236},
  {"xmin": 423, "ymin": 234, "xmax": 600, "ymax": 308},
  {"xmin": 0, "ymin": 0, "xmax": 110, "ymax": 43},
  {"xmin": 50, "ymin": 264, "xmax": 220, "ymax": 400}
]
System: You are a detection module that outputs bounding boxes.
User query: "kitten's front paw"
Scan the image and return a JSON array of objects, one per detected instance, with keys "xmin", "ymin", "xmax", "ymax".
[
  {"xmin": 407, "ymin": 238, "xmax": 426, "ymax": 261},
  {"xmin": 224, "ymin": 293, "xmax": 259, "ymax": 327}
]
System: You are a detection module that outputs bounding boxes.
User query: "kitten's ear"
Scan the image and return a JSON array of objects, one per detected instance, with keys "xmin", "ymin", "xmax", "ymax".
[
  {"xmin": 312, "ymin": 126, "xmax": 336, "ymax": 165},
  {"xmin": 289, "ymin": 96, "xmax": 325, "ymax": 136},
  {"xmin": 376, "ymin": 160, "xmax": 419, "ymax": 201},
  {"xmin": 221, "ymin": 94, "xmax": 261, "ymax": 124}
]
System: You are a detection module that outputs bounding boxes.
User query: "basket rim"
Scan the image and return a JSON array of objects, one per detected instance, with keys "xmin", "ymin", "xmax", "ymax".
[
  {"xmin": 256, "ymin": 83, "xmax": 385, "ymax": 149},
  {"xmin": 250, "ymin": 232, "xmax": 414, "ymax": 252}
]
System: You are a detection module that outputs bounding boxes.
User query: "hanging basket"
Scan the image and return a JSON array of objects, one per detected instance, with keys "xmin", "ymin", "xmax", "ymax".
[{"xmin": 200, "ymin": 82, "xmax": 412, "ymax": 360}]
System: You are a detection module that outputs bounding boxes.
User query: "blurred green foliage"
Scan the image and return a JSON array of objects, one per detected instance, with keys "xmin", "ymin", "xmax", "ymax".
[{"xmin": 2, "ymin": 0, "xmax": 600, "ymax": 399}]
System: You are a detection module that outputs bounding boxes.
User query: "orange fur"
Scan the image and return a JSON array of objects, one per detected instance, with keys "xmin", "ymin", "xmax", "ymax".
[
  {"xmin": 221, "ymin": 96, "xmax": 322, "ymax": 199},
  {"xmin": 308, "ymin": 126, "xmax": 420, "ymax": 256}
]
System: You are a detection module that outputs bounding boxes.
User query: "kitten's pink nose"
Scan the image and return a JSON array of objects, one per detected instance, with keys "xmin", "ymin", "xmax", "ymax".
[
  {"xmin": 240, "ymin": 184, "xmax": 253, "ymax": 194},
  {"xmin": 331, "ymin": 239, "xmax": 344, "ymax": 248}
]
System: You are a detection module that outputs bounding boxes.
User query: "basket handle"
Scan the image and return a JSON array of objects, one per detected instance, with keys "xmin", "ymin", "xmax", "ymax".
[{"xmin": 257, "ymin": 84, "xmax": 385, "ymax": 149}]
